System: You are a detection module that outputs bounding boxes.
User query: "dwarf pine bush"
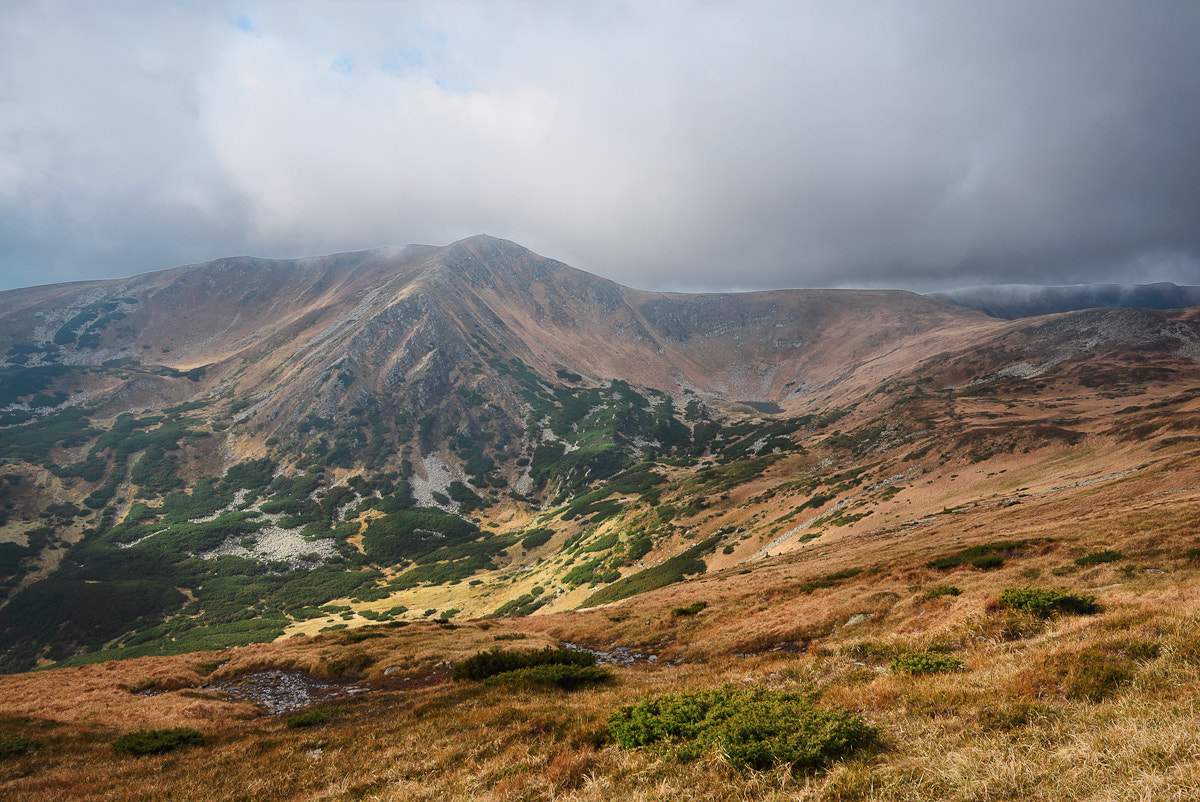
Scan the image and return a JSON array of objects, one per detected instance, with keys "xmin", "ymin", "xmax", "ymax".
[
  {"xmin": 0, "ymin": 732, "xmax": 39, "ymax": 757},
  {"xmin": 452, "ymin": 646, "xmax": 594, "ymax": 681},
  {"xmin": 480, "ymin": 663, "xmax": 612, "ymax": 690},
  {"xmin": 112, "ymin": 727, "xmax": 203, "ymax": 755},
  {"xmin": 999, "ymin": 587, "xmax": 1098, "ymax": 618},
  {"xmin": 286, "ymin": 708, "xmax": 337, "ymax": 728},
  {"xmin": 608, "ymin": 687, "xmax": 873, "ymax": 772},
  {"xmin": 891, "ymin": 651, "xmax": 964, "ymax": 675}
]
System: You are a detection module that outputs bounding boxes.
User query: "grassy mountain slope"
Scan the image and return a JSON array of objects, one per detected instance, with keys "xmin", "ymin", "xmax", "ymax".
[{"xmin": 3, "ymin": 238, "xmax": 1200, "ymax": 796}]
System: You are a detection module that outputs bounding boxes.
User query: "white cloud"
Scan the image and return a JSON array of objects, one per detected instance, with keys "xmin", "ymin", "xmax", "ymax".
[{"xmin": 1, "ymin": 0, "xmax": 1198, "ymax": 292}]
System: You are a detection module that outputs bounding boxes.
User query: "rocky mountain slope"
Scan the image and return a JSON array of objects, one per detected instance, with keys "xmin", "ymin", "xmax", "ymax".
[{"xmin": 2, "ymin": 236, "xmax": 1200, "ymax": 673}]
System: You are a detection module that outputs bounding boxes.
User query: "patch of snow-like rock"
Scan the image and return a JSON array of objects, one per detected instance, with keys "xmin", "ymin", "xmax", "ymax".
[
  {"xmin": 200, "ymin": 516, "xmax": 338, "ymax": 568},
  {"xmin": 409, "ymin": 453, "xmax": 457, "ymax": 508}
]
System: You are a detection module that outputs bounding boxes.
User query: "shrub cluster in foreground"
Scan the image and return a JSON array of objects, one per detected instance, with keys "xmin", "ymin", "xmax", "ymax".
[
  {"xmin": 607, "ymin": 686, "xmax": 874, "ymax": 772},
  {"xmin": 0, "ymin": 731, "xmax": 39, "ymax": 757}
]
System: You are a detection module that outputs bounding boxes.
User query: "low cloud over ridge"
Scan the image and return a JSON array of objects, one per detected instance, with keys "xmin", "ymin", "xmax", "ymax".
[{"xmin": 1, "ymin": 1, "xmax": 1198, "ymax": 292}]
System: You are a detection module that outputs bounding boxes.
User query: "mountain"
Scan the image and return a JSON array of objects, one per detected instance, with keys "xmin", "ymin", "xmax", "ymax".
[
  {"xmin": 4, "ymin": 237, "xmax": 1200, "ymax": 798},
  {"xmin": 1, "ymin": 236, "xmax": 1200, "ymax": 674},
  {"xmin": 927, "ymin": 281, "xmax": 1200, "ymax": 319}
]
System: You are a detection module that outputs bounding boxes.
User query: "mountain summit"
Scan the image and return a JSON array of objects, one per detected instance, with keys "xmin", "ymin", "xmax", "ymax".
[{"xmin": 1, "ymin": 237, "xmax": 1200, "ymax": 672}]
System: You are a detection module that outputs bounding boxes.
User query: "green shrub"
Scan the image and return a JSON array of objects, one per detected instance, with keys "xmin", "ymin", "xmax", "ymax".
[
  {"xmin": 480, "ymin": 663, "xmax": 612, "ymax": 691},
  {"xmin": 452, "ymin": 647, "xmax": 594, "ymax": 681},
  {"xmin": 286, "ymin": 709, "xmax": 337, "ymax": 728},
  {"xmin": 928, "ymin": 539, "xmax": 1038, "ymax": 571},
  {"xmin": 0, "ymin": 732, "xmax": 39, "ymax": 757},
  {"xmin": 1075, "ymin": 550, "xmax": 1123, "ymax": 567},
  {"xmin": 608, "ymin": 687, "xmax": 873, "ymax": 772},
  {"xmin": 671, "ymin": 601, "xmax": 708, "ymax": 617},
  {"xmin": 519, "ymin": 528, "xmax": 554, "ymax": 550},
  {"xmin": 581, "ymin": 536, "xmax": 719, "ymax": 607},
  {"xmin": 999, "ymin": 587, "xmax": 1098, "ymax": 618},
  {"xmin": 112, "ymin": 727, "xmax": 204, "ymax": 755},
  {"xmin": 795, "ymin": 567, "xmax": 863, "ymax": 594},
  {"xmin": 920, "ymin": 585, "xmax": 961, "ymax": 601},
  {"xmin": 626, "ymin": 534, "xmax": 653, "ymax": 561},
  {"xmin": 488, "ymin": 593, "xmax": 547, "ymax": 618},
  {"xmin": 891, "ymin": 651, "xmax": 964, "ymax": 675}
]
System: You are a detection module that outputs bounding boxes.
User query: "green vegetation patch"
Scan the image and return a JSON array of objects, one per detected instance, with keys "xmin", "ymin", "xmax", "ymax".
[
  {"xmin": 1074, "ymin": 550, "xmax": 1124, "ymax": 567},
  {"xmin": 488, "ymin": 593, "xmax": 548, "ymax": 618},
  {"xmin": 891, "ymin": 651, "xmax": 964, "ymax": 675},
  {"xmin": 0, "ymin": 732, "xmax": 39, "ymax": 758},
  {"xmin": 562, "ymin": 557, "xmax": 621, "ymax": 587},
  {"xmin": 796, "ymin": 568, "xmax": 863, "ymax": 594},
  {"xmin": 452, "ymin": 646, "xmax": 595, "ymax": 681},
  {"xmin": 286, "ymin": 709, "xmax": 337, "ymax": 728},
  {"xmin": 519, "ymin": 528, "xmax": 555, "ymax": 550},
  {"xmin": 112, "ymin": 727, "xmax": 204, "ymax": 756},
  {"xmin": 480, "ymin": 663, "xmax": 612, "ymax": 691},
  {"xmin": 999, "ymin": 587, "xmax": 1099, "ymax": 618},
  {"xmin": 927, "ymin": 539, "xmax": 1041, "ymax": 571},
  {"xmin": 920, "ymin": 585, "xmax": 962, "ymax": 601},
  {"xmin": 581, "ymin": 536, "xmax": 719, "ymax": 607},
  {"xmin": 608, "ymin": 687, "xmax": 874, "ymax": 772},
  {"xmin": 671, "ymin": 601, "xmax": 708, "ymax": 617},
  {"xmin": 362, "ymin": 508, "xmax": 482, "ymax": 566}
]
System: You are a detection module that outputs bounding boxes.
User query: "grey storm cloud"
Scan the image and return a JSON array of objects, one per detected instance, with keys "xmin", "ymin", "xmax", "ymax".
[{"xmin": 1, "ymin": 0, "xmax": 1198, "ymax": 293}]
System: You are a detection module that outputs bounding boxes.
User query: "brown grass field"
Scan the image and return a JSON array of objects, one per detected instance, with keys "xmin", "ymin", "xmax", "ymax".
[{"xmin": 4, "ymin": 453, "xmax": 1200, "ymax": 800}]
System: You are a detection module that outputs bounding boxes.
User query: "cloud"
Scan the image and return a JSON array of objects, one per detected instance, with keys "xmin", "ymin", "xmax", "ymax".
[{"xmin": 1, "ymin": 1, "xmax": 1198, "ymax": 292}]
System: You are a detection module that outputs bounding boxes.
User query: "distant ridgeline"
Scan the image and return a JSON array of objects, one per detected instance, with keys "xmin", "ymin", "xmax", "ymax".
[{"xmin": 927, "ymin": 282, "xmax": 1200, "ymax": 320}]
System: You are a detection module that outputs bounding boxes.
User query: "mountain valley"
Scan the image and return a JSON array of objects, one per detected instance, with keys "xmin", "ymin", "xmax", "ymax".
[{"xmin": 2, "ymin": 237, "xmax": 1200, "ymax": 798}]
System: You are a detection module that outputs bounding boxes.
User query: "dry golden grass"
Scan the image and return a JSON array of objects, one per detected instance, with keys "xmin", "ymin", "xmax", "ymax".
[{"xmin": 5, "ymin": 484, "xmax": 1200, "ymax": 800}]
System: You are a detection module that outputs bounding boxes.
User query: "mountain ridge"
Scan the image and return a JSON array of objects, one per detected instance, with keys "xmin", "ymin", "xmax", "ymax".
[
  {"xmin": 927, "ymin": 280, "xmax": 1200, "ymax": 319},
  {"xmin": 1, "ymin": 236, "xmax": 1200, "ymax": 673}
]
